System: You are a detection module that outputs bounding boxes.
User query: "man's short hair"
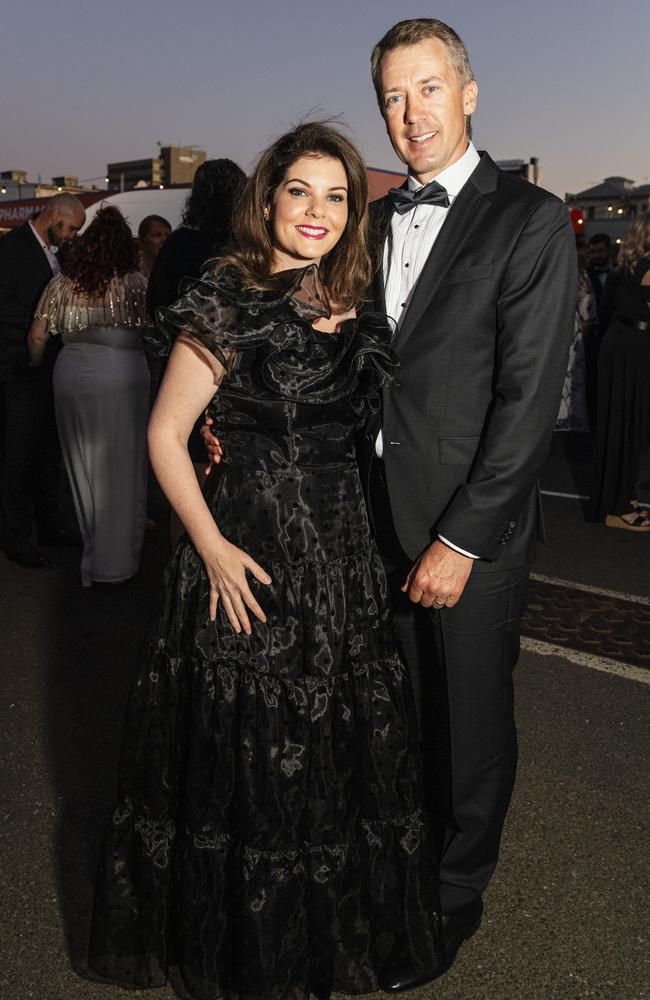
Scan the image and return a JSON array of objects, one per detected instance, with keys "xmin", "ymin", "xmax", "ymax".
[
  {"xmin": 45, "ymin": 192, "xmax": 85, "ymax": 218},
  {"xmin": 370, "ymin": 18, "xmax": 474, "ymax": 110},
  {"xmin": 589, "ymin": 232, "xmax": 611, "ymax": 247}
]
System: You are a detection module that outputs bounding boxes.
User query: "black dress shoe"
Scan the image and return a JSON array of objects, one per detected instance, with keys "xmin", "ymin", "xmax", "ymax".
[
  {"xmin": 377, "ymin": 899, "xmax": 483, "ymax": 993},
  {"xmin": 440, "ymin": 899, "xmax": 483, "ymax": 967},
  {"xmin": 37, "ymin": 525, "xmax": 80, "ymax": 547},
  {"xmin": 5, "ymin": 543, "xmax": 51, "ymax": 568}
]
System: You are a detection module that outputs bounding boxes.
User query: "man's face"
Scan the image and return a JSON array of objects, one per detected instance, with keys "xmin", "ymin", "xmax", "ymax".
[
  {"xmin": 47, "ymin": 208, "xmax": 85, "ymax": 246},
  {"xmin": 378, "ymin": 38, "xmax": 477, "ymax": 184},
  {"xmin": 590, "ymin": 241, "xmax": 610, "ymax": 268}
]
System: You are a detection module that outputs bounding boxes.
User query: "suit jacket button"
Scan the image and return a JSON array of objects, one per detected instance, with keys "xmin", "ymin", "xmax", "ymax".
[{"xmin": 389, "ymin": 440, "xmax": 402, "ymax": 446}]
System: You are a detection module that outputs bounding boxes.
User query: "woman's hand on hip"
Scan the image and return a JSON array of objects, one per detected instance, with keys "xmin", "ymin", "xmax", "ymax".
[{"xmin": 202, "ymin": 537, "xmax": 272, "ymax": 634}]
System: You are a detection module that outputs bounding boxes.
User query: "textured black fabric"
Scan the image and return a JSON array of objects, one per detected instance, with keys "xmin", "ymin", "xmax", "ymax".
[
  {"xmin": 590, "ymin": 257, "xmax": 650, "ymax": 519},
  {"xmin": 89, "ymin": 266, "xmax": 442, "ymax": 999}
]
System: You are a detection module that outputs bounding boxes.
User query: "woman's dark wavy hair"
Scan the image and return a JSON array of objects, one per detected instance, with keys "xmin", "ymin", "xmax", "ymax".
[
  {"xmin": 216, "ymin": 122, "xmax": 371, "ymax": 310},
  {"xmin": 182, "ymin": 158, "xmax": 246, "ymax": 235},
  {"xmin": 61, "ymin": 205, "xmax": 139, "ymax": 296}
]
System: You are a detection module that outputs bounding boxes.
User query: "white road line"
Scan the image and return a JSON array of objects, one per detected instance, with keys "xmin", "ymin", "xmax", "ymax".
[
  {"xmin": 539, "ymin": 490, "xmax": 589, "ymax": 500},
  {"xmin": 530, "ymin": 572, "xmax": 650, "ymax": 607},
  {"xmin": 521, "ymin": 637, "xmax": 650, "ymax": 686}
]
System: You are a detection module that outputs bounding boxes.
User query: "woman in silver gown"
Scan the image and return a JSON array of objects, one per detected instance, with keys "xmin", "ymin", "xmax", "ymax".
[{"xmin": 28, "ymin": 206, "xmax": 151, "ymax": 586}]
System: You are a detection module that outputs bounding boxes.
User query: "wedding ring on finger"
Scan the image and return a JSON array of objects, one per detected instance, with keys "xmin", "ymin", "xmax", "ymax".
[{"xmin": 432, "ymin": 599, "xmax": 445, "ymax": 609}]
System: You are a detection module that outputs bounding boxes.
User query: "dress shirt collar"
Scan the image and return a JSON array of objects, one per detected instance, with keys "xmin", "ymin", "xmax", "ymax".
[
  {"xmin": 29, "ymin": 219, "xmax": 60, "ymax": 273},
  {"xmin": 406, "ymin": 141, "xmax": 480, "ymax": 200},
  {"xmin": 29, "ymin": 219, "xmax": 56, "ymax": 255}
]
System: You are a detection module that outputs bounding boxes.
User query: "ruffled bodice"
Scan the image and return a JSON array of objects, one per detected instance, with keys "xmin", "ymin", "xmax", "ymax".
[{"xmin": 148, "ymin": 265, "xmax": 396, "ymax": 472}]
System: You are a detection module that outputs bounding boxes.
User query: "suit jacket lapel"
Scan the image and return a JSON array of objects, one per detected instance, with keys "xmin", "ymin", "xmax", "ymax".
[
  {"xmin": 22, "ymin": 222, "xmax": 56, "ymax": 285},
  {"xmin": 394, "ymin": 153, "xmax": 498, "ymax": 350}
]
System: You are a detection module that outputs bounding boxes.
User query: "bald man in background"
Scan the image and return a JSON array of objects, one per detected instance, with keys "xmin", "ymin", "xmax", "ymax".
[{"xmin": 0, "ymin": 193, "xmax": 85, "ymax": 567}]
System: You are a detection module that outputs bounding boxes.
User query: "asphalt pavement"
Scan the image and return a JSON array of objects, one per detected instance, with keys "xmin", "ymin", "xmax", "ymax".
[{"xmin": 1, "ymin": 434, "xmax": 648, "ymax": 1000}]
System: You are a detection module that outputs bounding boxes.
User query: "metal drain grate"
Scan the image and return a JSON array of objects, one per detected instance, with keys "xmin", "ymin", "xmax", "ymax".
[{"xmin": 522, "ymin": 578, "xmax": 650, "ymax": 670}]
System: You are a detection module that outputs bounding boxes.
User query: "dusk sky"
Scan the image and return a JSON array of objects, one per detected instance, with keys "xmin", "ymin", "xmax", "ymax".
[{"xmin": 2, "ymin": 0, "xmax": 648, "ymax": 198}]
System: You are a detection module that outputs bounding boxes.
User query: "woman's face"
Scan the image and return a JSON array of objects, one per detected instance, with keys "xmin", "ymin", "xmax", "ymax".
[
  {"xmin": 141, "ymin": 221, "xmax": 170, "ymax": 259},
  {"xmin": 267, "ymin": 154, "xmax": 349, "ymax": 272}
]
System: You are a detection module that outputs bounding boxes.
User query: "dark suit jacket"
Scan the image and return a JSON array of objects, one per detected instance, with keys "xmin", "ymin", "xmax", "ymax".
[
  {"xmin": 359, "ymin": 152, "xmax": 577, "ymax": 572},
  {"xmin": 0, "ymin": 223, "xmax": 56, "ymax": 382}
]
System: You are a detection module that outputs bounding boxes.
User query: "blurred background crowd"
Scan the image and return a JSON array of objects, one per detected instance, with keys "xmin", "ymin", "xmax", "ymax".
[{"xmin": 0, "ymin": 163, "xmax": 649, "ymax": 587}]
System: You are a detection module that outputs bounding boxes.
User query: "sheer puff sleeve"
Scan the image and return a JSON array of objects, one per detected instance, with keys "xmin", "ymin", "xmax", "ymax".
[{"xmin": 146, "ymin": 264, "xmax": 398, "ymax": 413}]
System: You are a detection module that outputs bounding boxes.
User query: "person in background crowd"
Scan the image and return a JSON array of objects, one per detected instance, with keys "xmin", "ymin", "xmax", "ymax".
[
  {"xmin": 138, "ymin": 214, "xmax": 171, "ymax": 277},
  {"xmin": 147, "ymin": 158, "xmax": 246, "ymax": 318},
  {"xmin": 589, "ymin": 211, "xmax": 650, "ymax": 530},
  {"xmin": 147, "ymin": 158, "xmax": 246, "ymax": 542},
  {"xmin": 0, "ymin": 193, "xmax": 85, "ymax": 568},
  {"xmin": 28, "ymin": 206, "xmax": 151, "ymax": 586},
  {"xmin": 557, "ymin": 239, "xmax": 597, "ymax": 431},
  {"xmin": 587, "ymin": 232, "xmax": 613, "ymax": 314}
]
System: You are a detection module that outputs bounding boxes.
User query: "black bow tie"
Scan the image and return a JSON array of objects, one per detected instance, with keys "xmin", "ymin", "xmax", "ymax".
[{"xmin": 389, "ymin": 180, "xmax": 450, "ymax": 215}]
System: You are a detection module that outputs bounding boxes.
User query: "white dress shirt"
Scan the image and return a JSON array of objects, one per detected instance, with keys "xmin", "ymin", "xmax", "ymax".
[
  {"xmin": 29, "ymin": 220, "xmax": 60, "ymax": 275},
  {"xmin": 378, "ymin": 142, "xmax": 481, "ymax": 559}
]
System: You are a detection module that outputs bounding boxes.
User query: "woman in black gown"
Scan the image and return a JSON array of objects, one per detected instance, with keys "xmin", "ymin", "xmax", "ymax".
[
  {"xmin": 89, "ymin": 122, "xmax": 441, "ymax": 1000},
  {"xmin": 589, "ymin": 211, "xmax": 650, "ymax": 529}
]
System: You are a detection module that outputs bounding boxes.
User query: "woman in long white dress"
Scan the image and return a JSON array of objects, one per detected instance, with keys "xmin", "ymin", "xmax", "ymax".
[{"xmin": 28, "ymin": 206, "xmax": 151, "ymax": 587}]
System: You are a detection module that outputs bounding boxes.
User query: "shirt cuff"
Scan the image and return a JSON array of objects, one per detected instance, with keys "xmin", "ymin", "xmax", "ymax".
[{"xmin": 438, "ymin": 535, "xmax": 480, "ymax": 559}]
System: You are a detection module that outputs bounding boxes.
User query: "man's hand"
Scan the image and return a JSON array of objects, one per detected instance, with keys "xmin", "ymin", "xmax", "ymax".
[
  {"xmin": 201, "ymin": 417, "xmax": 223, "ymax": 475},
  {"xmin": 402, "ymin": 540, "xmax": 474, "ymax": 609}
]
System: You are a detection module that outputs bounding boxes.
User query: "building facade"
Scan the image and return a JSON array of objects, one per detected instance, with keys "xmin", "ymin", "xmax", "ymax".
[
  {"xmin": 0, "ymin": 169, "xmax": 96, "ymax": 202},
  {"xmin": 107, "ymin": 146, "xmax": 206, "ymax": 192},
  {"xmin": 566, "ymin": 176, "xmax": 650, "ymax": 241}
]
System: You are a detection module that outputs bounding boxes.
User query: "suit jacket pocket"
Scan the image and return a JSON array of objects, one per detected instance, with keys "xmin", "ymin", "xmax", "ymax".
[
  {"xmin": 441, "ymin": 262, "xmax": 493, "ymax": 286},
  {"xmin": 439, "ymin": 435, "xmax": 481, "ymax": 464}
]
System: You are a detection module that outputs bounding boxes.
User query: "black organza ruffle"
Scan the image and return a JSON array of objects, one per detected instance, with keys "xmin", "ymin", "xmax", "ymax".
[
  {"xmin": 145, "ymin": 264, "xmax": 398, "ymax": 415},
  {"xmin": 91, "ymin": 267, "xmax": 441, "ymax": 999}
]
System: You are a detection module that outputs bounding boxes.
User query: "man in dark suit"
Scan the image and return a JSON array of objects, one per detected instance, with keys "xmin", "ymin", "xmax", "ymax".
[
  {"xmin": 587, "ymin": 231, "xmax": 613, "ymax": 315},
  {"xmin": 0, "ymin": 193, "xmax": 85, "ymax": 567},
  {"xmin": 360, "ymin": 19, "xmax": 577, "ymax": 990}
]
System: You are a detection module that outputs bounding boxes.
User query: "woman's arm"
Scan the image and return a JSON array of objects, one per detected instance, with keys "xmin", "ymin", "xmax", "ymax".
[
  {"xmin": 27, "ymin": 317, "xmax": 52, "ymax": 366},
  {"xmin": 148, "ymin": 335, "xmax": 271, "ymax": 632}
]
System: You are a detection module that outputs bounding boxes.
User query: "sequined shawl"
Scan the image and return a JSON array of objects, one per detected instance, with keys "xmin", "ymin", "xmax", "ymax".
[{"xmin": 34, "ymin": 271, "xmax": 151, "ymax": 337}]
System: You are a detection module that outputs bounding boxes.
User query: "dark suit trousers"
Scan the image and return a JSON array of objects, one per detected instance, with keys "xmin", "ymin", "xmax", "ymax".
[
  {"xmin": 369, "ymin": 461, "xmax": 528, "ymax": 915},
  {"xmin": 1, "ymin": 371, "xmax": 61, "ymax": 546}
]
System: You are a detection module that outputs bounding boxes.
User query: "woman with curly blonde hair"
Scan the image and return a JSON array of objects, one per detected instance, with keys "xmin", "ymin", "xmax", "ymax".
[{"xmin": 589, "ymin": 210, "xmax": 650, "ymax": 528}]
